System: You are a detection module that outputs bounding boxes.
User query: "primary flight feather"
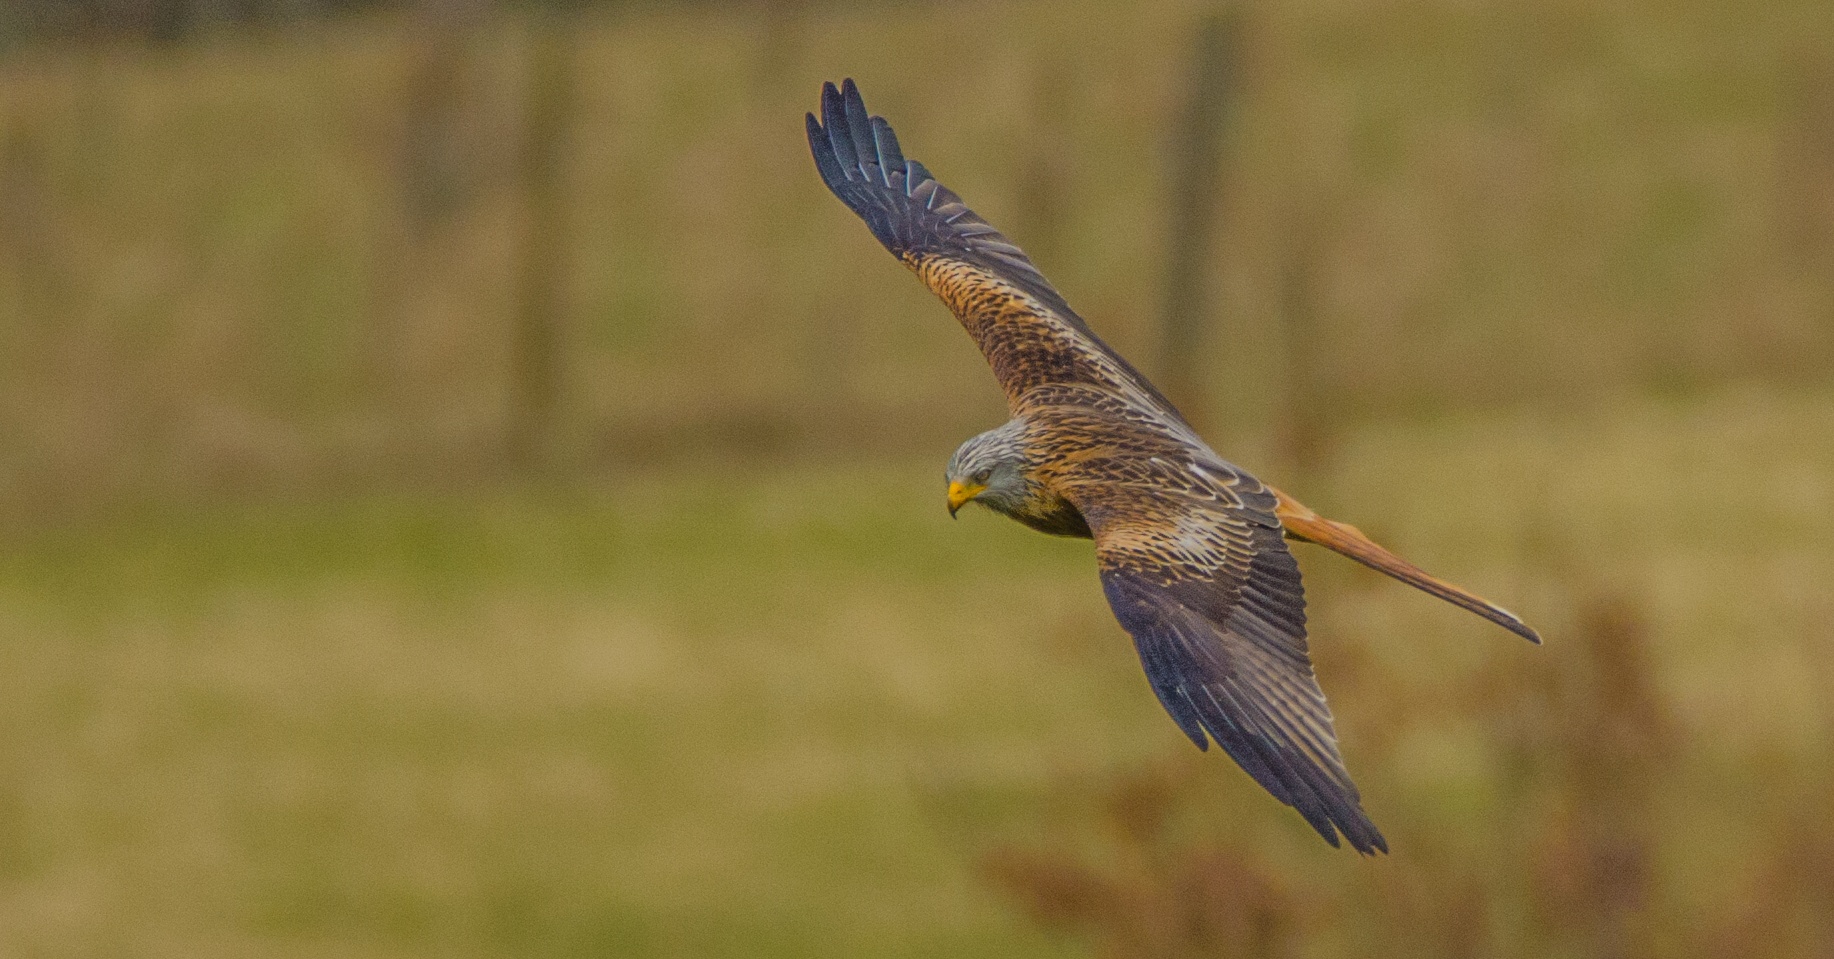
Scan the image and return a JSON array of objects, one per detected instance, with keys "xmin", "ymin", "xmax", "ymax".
[{"xmin": 807, "ymin": 79, "xmax": 1538, "ymax": 855}]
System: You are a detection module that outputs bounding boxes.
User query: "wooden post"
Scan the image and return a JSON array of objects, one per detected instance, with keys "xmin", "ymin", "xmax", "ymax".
[
  {"xmin": 1017, "ymin": 54, "xmax": 1073, "ymax": 267},
  {"xmin": 366, "ymin": 0, "xmax": 486, "ymax": 453},
  {"xmin": 1781, "ymin": 56, "xmax": 1834, "ymax": 272},
  {"xmin": 399, "ymin": 0, "xmax": 487, "ymax": 234},
  {"xmin": 1275, "ymin": 207, "xmax": 1330, "ymax": 479},
  {"xmin": 1156, "ymin": 10, "xmax": 1239, "ymax": 425},
  {"xmin": 0, "ymin": 96, "xmax": 77, "ymax": 355},
  {"xmin": 0, "ymin": 106, "xmax": 52, "ymax": 326},
  {"xmin": 751, "ymin": 0, "xmax": 806, "ymax": 85},
  {"xmin": 509, "ymin": 10, "xmax": 579, "ymax": 471}
]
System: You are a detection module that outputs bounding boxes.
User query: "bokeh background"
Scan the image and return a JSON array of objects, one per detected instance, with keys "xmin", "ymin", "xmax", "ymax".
[{"xmin": 2, "ymin": 0, "xmax": 1832, "ymax": 956}]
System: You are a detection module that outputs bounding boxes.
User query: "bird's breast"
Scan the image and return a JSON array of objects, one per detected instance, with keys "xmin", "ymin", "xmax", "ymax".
[{"xmin": 1008, "ymin": 481, "xmax": 1093, "ymax": 539}]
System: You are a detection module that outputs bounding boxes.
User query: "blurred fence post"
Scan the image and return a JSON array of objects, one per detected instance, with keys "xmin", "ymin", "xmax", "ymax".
[
  {"xmin": 509, "ymin": 8, "xmax": 580, "ymax": 471},
  {"xmin": 1780, "ymin": 56, "xmax": 1834, "ymax": 272},
  {"xmin": 0, "ymin": 95, "xmax": 80, "ymax": 372},
  {"xmin": 1017, "ymin": 54, "xmax": 1072, "ymax": 268},
  {"xmin": 0, "ymin": 109, "xmax": 53, "ymax": 327},
  {"xmin": 400, "ymin": 0, "xmax": 487, "ymax": 234},
  {"xmin": 1275, "ymin": 207, "xmax": 1331, "ymax": 479},
  {"xmin": 1775, "ymin": 56, "xmax": 1834, "ymax": 381},
  {"xmin": 750, "ymin": 0, "xmax": 805, "ymax": 84},
  {"xmin": 1156, "ymin": 10, "xmax": 1240, "ymax": 427},
  {"xmin": 367, "ymin": 0, "xmax": 486, "ymax": 467}
]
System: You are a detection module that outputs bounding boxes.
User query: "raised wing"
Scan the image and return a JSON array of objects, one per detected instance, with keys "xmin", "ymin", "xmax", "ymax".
[
  {"xmin": 1060, "ymin": 445, "xmax": 1387, "ymax": 854},
  {"xmin": 807, "ymin": 79, "xmax": 1186, "ymax": 421}
]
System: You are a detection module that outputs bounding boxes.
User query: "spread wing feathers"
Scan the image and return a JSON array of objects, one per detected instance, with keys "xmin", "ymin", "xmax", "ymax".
[
  {"xmin": 1067, "ymin": 460, "xmax": 1388, "ymax": 855},
  {"xmin": 805, "ymin": 79, "xmax": 1062, "ymax": 315},
  {"xmin": 806, "ymin": 79, "xmax": 1188, "ymax": 420}
]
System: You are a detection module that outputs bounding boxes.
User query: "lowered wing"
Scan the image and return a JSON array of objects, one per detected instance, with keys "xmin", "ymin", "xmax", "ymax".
[{"xmin": 1057, "ymin": 435, "xmax": 1387, "ymax": 855}]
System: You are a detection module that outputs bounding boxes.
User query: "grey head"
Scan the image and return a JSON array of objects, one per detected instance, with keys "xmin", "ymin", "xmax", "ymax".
[{"xmin": 944, "ymin": 420, "xmax": 1032, "ymax": 518}]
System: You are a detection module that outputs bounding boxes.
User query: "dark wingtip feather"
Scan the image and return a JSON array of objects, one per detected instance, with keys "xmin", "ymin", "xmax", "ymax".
[
  {"xmin": 840, "ymin": 79, "xmax": 878, "ymax": 180},
  {"xmin": 870, "ymin": 116, "xmax": 904, "ymax": 188},
  {"xmin": 819, "ymin": 81, "xmax": 850, "ymax": 179},
  {"xmin": 806, "ymin": 112, "xmax": 845, "ymax": 192},
  {"xmin": 804, "ymin": 78, "xmax": 1080, "ymax": 319}
]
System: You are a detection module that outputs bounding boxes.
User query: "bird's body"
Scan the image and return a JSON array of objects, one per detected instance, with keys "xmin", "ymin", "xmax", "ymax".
[{"xmin": 808, "ymin": 79, "xmax": 1537, "ymax": 855}]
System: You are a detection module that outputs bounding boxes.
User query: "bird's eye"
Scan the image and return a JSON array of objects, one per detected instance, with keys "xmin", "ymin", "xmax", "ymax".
[{"xmin": 973, "ymin": 470, "xmax": 991, "ymax": 484}]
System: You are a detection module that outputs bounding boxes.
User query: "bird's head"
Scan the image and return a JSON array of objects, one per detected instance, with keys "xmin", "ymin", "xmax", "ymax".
[{"xmin": 945, "ymin": 422, "xmax": 1032, "ymax": 518}]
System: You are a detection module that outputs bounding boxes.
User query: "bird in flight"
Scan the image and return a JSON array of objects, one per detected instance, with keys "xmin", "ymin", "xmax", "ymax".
[{"xmin": 807, "ymin": 79, "xmax": 1537, "ymax": 854}]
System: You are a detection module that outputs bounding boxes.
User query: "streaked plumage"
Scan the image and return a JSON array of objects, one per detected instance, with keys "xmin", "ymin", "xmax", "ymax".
[{"xmin": 808, "ymin": 79, "xmax": 1538, "ymax": 854}]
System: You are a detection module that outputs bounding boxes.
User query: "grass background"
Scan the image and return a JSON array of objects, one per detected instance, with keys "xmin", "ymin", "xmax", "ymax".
[{"xmin": 1, "ymin": 0, "xmax": 1832, "ymax": 955}]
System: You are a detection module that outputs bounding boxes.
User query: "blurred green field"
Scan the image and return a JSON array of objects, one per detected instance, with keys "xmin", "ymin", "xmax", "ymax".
[
  {"xmin": 3, "ymin": 387, "xmax": 1831, "ymax": 956},
  {"xmin": 2, "ymin": 0, "xmax": 1833, "ymax": 956}
]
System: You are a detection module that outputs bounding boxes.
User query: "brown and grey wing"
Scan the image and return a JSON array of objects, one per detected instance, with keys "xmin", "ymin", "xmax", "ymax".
[
  {"xmin": 1070, "ymin": 476, "xmax": 1387, "ymax": 854},
  {"xmin": 806, "ymin": 79, "xmax": 1186, "ymax": 416}
]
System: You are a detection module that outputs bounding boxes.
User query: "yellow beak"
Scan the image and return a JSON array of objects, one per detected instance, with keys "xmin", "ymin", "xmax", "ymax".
[{"xmin": 947, "ymin": 480, "xmax": 986, "ymax": 518}]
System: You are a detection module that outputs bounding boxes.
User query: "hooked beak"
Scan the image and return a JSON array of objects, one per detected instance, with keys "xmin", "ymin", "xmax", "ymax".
[{"xmin": 947, "ymin": 480, "xmax": 985, "ymax": 518}]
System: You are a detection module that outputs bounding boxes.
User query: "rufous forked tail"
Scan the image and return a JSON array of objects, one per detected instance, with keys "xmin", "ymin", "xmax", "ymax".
[{"xmin": 1269, "ymin": 487, "xmax": 1541, "ymax": 644}]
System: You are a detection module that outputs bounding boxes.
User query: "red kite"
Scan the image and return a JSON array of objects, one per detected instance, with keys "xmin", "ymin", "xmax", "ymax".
[{"xmin": 809, "ymin": 79, "xmax": 1537, "ymax": 854}]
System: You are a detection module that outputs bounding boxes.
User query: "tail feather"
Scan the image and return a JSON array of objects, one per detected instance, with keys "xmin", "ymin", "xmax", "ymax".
[{"xmin": 1269, "ymin": 487, "xmax": 1541, "ymax": 644}]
